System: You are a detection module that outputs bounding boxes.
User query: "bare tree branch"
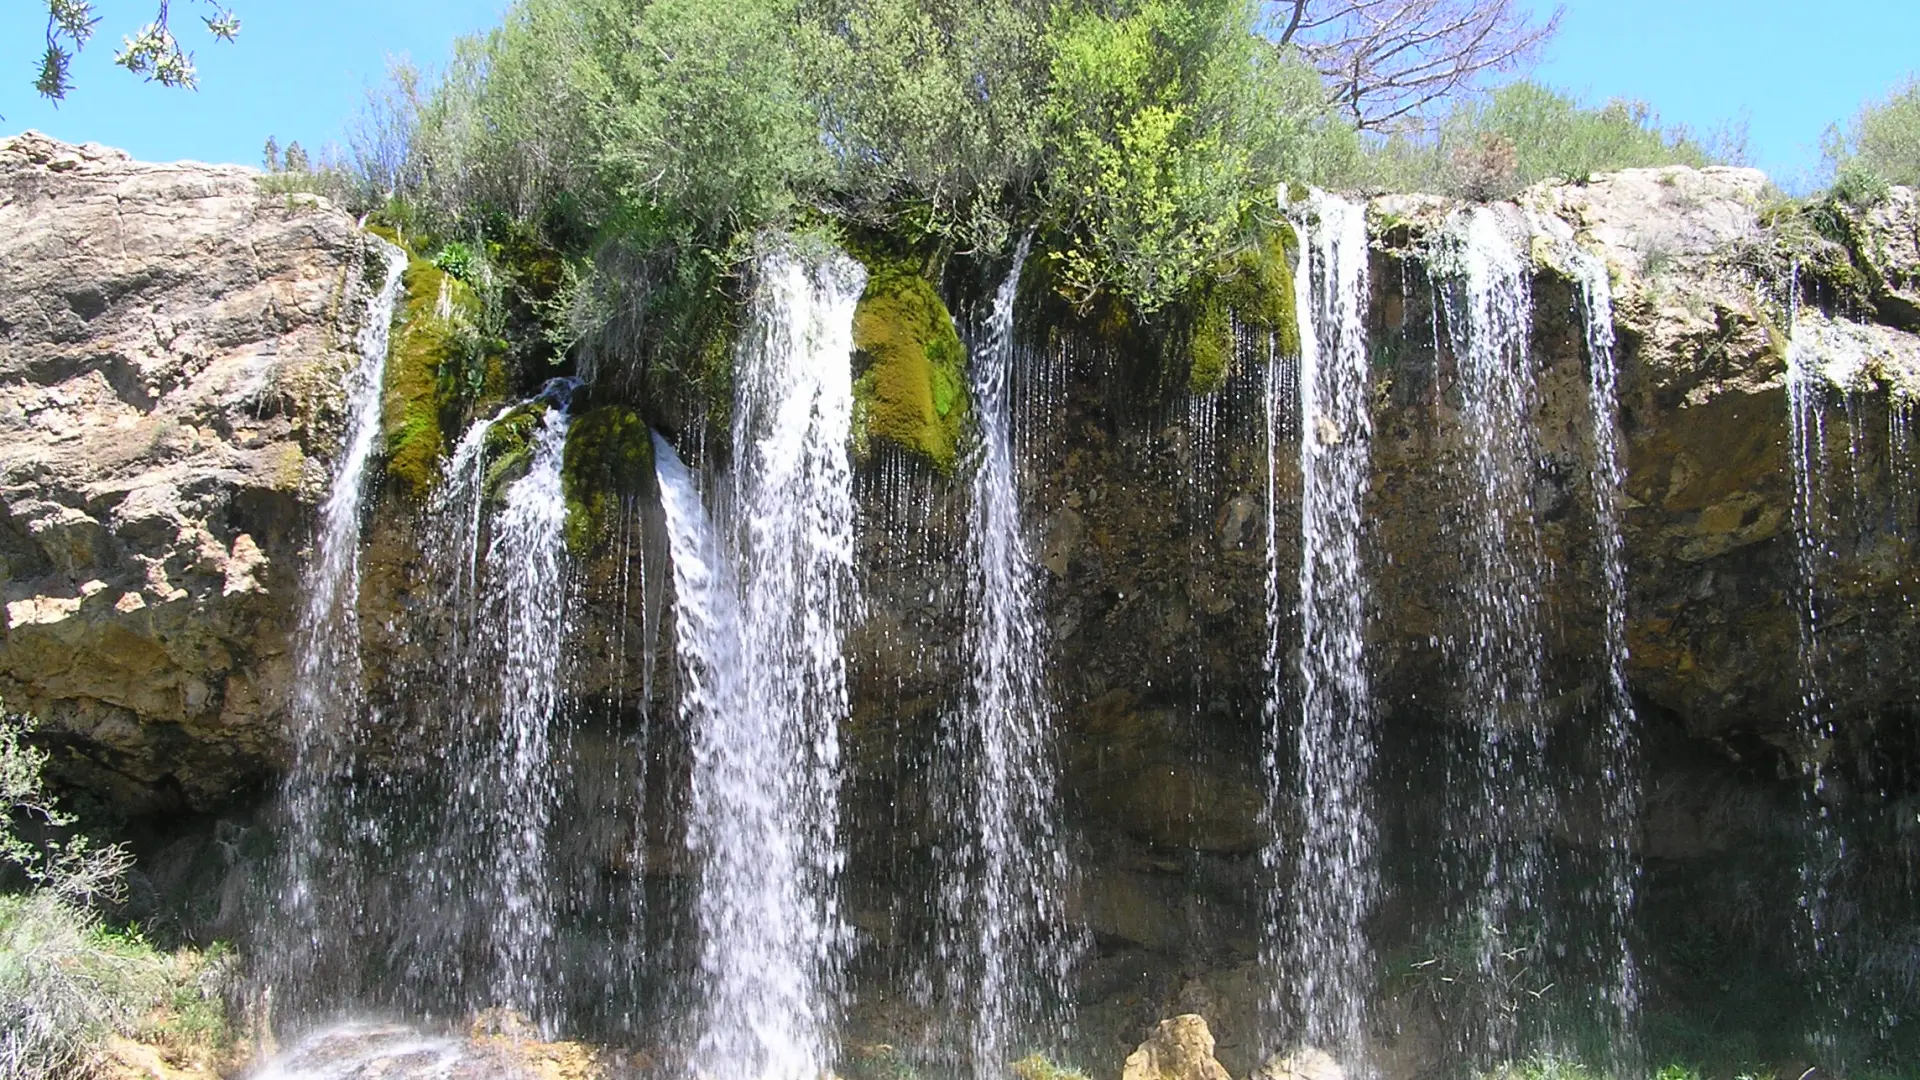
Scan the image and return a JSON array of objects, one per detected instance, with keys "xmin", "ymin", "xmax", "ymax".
[
  {"xmin": 1275, "ymin": 0, "xmax": 1311, "ymax": 45},
  {"xmin": 1265, "ymin": 0, "xmax": 1561, "ymax": 130}
]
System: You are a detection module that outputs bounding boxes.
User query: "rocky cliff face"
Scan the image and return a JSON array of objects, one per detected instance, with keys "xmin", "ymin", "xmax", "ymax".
[
  {"xmin": 5, "ymin": 134, "xmax": 1918, "ymax": 1069},
  {"xmin": 0, "ymin": 132, "xmax": 381, "ymax": 812}
]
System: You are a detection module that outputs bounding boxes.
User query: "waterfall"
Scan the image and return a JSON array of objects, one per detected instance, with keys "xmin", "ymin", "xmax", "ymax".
[
  {"xmin": 938, "ymin": 236, "xmax": 1077, "ymax": 1075},
  {"xmin": 272, "ymin": 236, "xmax": 407, "ymax": 1003},
  {"xmin": 656, "ymin": 245, "xmax": 865, "ymax": 1080},
  {"xmin": 365, "ymin": 379, "xmax": 582, "ymax": 1026},
  {"xmin": 1570, "ymin": 251, "xmax": 1642, "ymax": 1060},
  {"xmin": 1264, "ymin": 192, "xmax": 1376, "ymax": 1060},
  {"xmin": 1785, "ymin": 279, "xmax": 1846, "ymax": 1041},
  {"xmin": 1442, "ymin": 208, "xmax": 1549, "ymax": 1059},
  {"xmin": 481, "ymin": 399, "xmax": 575, "ymax": 1019}
]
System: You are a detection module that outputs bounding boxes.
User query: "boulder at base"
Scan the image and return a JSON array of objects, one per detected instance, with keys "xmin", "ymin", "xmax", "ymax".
[{"xmin": 1122, "ymin": 1015, "xmax": 1234, "ymax": 1080}]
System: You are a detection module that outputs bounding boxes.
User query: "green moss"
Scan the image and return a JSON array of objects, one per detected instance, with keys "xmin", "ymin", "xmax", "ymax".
[
  {"xmin": 1185, "ymin": 223, "xmax": 1300, "ymax": 394},
  {"xmin": 480, "ymin": 401, "xmax": 549, "ymax": 501},
  {"xmin": 1188, "ymin": 291, "xmax": 1233, "ymax": 393},
  {"xmin": 850, "ymin": 263, "xmax": 970, "ymax": 473},
  {"xmin": 381, "ymin": 245, "xmax": 494, "ymax": 502},
  {"xmin": 562, "ymin": 405, "xmax": 654, "ymax": 556}
]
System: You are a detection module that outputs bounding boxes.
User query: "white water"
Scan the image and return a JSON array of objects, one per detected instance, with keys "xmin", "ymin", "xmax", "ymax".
[
  {"xmin": 657, "ymin": 245, "xmax": 865, "ymax": 1080},
  {"xmin": 274, "ymin": 236, "xmax": 408, "ymax": 998},
  {"xmin": 1784, "ymin": 279, "xmax": 1847, "ymax": 1037},
  {"xmin": 251, "ymin": 1022, "xmax": 469, "ymax": 1080},
  {"xmin": 1443, "ymin": 208, "xmax": 1550, "ymax": 1059},
  {"xmin": 1267, "ymin": 192, "xmax": 1376, "ymax": 1060},
  {"xmin": 1569, "ymin": 251, "xmax": 1643, "ymax": 1057},
  {"xmin": 482, "ymin": 402, "xmax": 576, "ymax": 1019},
  {"xmin": 939, "ymin": 237, "xmax": 1077, "ymax": 1076}
]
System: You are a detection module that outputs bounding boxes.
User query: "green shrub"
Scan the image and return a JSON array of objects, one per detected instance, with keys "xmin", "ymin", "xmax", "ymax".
[
  {"xmin": 1041, "ymin": 0, "xmax": 1337, "ymax": 313},
  {"xmin": 0, "ymin": 709, "xmax": 235, "ymax": 1079},
  {"xmin": 0, "ymin": 894, "xmax": 238, "ymax": 1079},
  {"xmin": 799, "ymin": 0, "xmax": 1052, "ymax": 252},
  {"xmin": 1832, "ymin": 163, "xmax": 1894, "ymax": 208},
  {"xmin": 356, "ymin": 0, "xmax": 1353, "ymax": 342},
  {"xmin": 1825, "ymin": 75, "xmax": 1920, "ymax": 189},
  {"xmin": 1342, "ymin": 81, "xmax": 1739, "ymax": 199},
  {"xmin": 433, "ymin": 240, "xmax": 480, "ymax": 281}
]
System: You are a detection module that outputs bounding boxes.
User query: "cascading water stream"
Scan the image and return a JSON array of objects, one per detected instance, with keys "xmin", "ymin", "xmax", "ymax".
[
  {"xmin": 937, "ymin": 236, "xmax": 1077, "ymax": 1076},
  {"xmin": 1568, "ymin": 251, "xmax": 1642, "ymax": 1059},
  {"xmin": 1784, "ymin": 278, "xmax": 1847, "ymax": 1043},
  {"xmin": 482, "ymin": 400, "xmax": 576, "ymax": 1019},
  {"xmin": 656, "ymin": 245, "xmax": 865, "ymax": 1080},
  {"xmin": 271, "ymin": 236, "xmax": 408, "ymax": 1006},
  {"xmin": 1261, "ymin": 191, "xmax": 1376, "ymax": 1061},
  {"xmin": 366, "ymin": 378, "xmax": 583, "ymax": 1027},
  {"xmin": 1442, "ymin": 208, "xmax": 1550, "ymax": 1059}
]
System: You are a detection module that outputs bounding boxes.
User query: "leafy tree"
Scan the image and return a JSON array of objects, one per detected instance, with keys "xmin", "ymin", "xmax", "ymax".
[
  {"xmin": 361, "ymin": 0, "xmax": 1351, "ymax": 331},
  {"xmin": 282, "ymin": 140, "xmax": 309, "ymax": 174},
  {"xmin": 262, "ymin": 134, "xmax": 279, "ymax": 173},
  {"xmin": 602, "ymin": 0, "xmax": 826, "ymax": 235},
  {"xmin": 1824, "ymin": 75, "xmax": 1920, "ymax": 189},
  {"xmin": 34, "ymin": 0, "xmax": 240, "ymax": 101},
  {"xmin": 797, "ymin": 0, "xmax": 1052, "ymax": 250},
  {"xmin": 1042, "ymin": 0, "xmax": 1338, "ymax": 311}
]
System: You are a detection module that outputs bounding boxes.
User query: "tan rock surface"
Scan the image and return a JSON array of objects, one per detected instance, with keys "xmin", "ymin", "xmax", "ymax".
[
  {"xmin": 0, "ymin": 131, "xmax": 377, "ymax": 810},
  {"xmin": 1122, "ymin": 1015, "xmax": 1233, "ymax": 1080}
]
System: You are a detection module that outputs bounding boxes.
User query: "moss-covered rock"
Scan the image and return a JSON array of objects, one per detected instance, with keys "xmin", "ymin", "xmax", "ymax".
[
  {"xmin": 378, "ymin": 241, "xmax": 499, "ymax": 502},
  {"xmin": 1186, "ymin": 224, "xmax": 1300, "ymax": 394},
  {"xmin": 481, "ymin": 400, "xmax": 549, "ymax": 502},
  {"xmin": 851, "ymin": 265, "xmax": 969, "ymax": 473},
  {"xmin": 561, "ymin": 405, "xmax": 654, "ymax": 556}
]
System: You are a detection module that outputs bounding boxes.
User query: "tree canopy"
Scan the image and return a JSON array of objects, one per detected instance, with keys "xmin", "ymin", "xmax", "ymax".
[{"xmin": 328, "ymin": 0, "xmax": 1748, "ymax": 382}]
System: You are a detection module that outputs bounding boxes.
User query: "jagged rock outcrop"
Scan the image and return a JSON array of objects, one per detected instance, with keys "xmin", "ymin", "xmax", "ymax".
[
  {"xmin": 1120, "ymin": 1015, "xmax": 1233, "ymax": 1080},
  {"xmin": 0, "ymin": 132, "xmax": 377, "ymax": 810}
]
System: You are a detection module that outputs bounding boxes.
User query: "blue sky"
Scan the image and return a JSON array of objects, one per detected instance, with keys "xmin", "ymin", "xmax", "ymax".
[
  {"xmin": 2, "ymin": 0, "xmax": 1915, "ymax": 190},
  {"xmin": 1522, "ymin": 0, "xmax": 1920, "ymax": 189},
  {"xmin": 0, "ymin": 1, "xmax": 508, "ymax": 166}
]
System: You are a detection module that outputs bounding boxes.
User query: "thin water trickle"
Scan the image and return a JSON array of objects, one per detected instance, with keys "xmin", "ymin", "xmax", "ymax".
[
  {"xmin": 1570, "ymin": 250, "xmax": 1642, "ymax": 1062},
  {"xmin": 657, "ymin": 244, "xmax": 865, "ymax": 1080},
  {"xmin": 937, "ymin": 237, "xmax": 1078, "ymax": 1078},
  {"xmin": 388, "ymin": 378, "xmax": 582, "ymax": 1028},
  {"xmin": 1263, "ymin": 191, "xmax": 1376, "ymax": 1062},
  {"xmin": 1785, "ymin": 280, "xmax": 1847, "ymax": 1045},
  {"xmin": 1442, "ymin": 208, "xmax": 1550, "ymax": 1061},
  {"xmin": 272, "ymin": 235, "xmax": 408, "ymax": 1008}
]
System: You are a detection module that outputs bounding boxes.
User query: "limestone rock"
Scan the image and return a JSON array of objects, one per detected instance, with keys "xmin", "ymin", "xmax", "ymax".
[
  {"xmin": 1854, "ymin": 185, "xmax": 1920, "ymax": 329},
  {"xmin": 0, "ymin": 131, "xmax": 376, "ymax": 810},
  {"xmin": 1122, "ymin": 1015, "xmax": 1233, "ymax": 1080}
]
